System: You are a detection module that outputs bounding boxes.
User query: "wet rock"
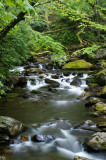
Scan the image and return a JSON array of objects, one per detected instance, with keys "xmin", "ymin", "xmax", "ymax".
[
  {"xmin": 63, "ymin": 72, "xmax": 70, "ymax": 76},
  {"xmin": 45, "ymin": 78, "xmax": 60, "ymax": 88},
  {"xmin": 39, "ymin": 75, "xmax": 44, "ymax": 79},
  {"xmin": 66, "ymin": 78, "xmax": 71, "ymax": 83},
  {"xmin": 48, "ymin": 87, "xmax": 57, "ymax": 92},
  {"xmin": 77, "ymin": 72, "xmax": 83, "ymax": 77},
  {"xmin": 85, "ymin": 97, "xmax": 101, "ymax": 107},
  {"xmin": 85, "ymin": 132, "xmax": 106, "ymax": 152},
  {"xmin": 63, "ymin": 60, "xmax": 93, "ymax": 70},
  {"xmin": 31, "ymin": 90, "xmax": 41, "ymax": 94},
  {"xmin": 28, "ymin": 68, "xmax": 45, "ymax": 74},
  {"xmin": 70, "ymin": 79, "xmax": 81, "ymax": 86},
  {"xmin": 0, "ymin": 116, "xmax": 24, "ymax": 137},
  {"xmin": 21, "ymin": 135, "xmax": 28, "ymax": 142},
  {"xmin": 17, "ymin": 76, "xmax": 27, "ymax": 86},
  {"xmin": 74, "ymin": 120, "xmax": 100, "ymax": 132},
  {"xmin": 73, "ymin": 155, "xmax": 94, "ymax": 160},
  {"xmin": 51, "ymin": 74, "xmax": 59, "ymax": 79},
  {"xmin": 95, "ymin": 69, "xmax": 106, "ymax": 86},
  {"xmin": 78, "ymin": 92, "xmax": 91, "ymax": 100},
  {"xmin": 31, "ymin": 135, "xmax": 55, "ymax": 143},
  {"xmin": 97, "ymin": 85, "xmax": 106, "ymax": 98}
]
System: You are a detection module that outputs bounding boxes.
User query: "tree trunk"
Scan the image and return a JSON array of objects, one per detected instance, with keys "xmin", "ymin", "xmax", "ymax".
[{"xmin": 0, "ymin": 11, "xmax": 26, "ymax": 40}]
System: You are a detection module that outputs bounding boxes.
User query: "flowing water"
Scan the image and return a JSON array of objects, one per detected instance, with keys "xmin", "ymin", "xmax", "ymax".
[{"xmin": 0, "ymin": 65, "xmax": 106, "ymax": 160}]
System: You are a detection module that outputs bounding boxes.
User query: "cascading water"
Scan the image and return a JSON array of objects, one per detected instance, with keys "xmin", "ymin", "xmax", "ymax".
[{"xmin": 0, "ymin": 66, "xmax": 106, "ymax": 160}]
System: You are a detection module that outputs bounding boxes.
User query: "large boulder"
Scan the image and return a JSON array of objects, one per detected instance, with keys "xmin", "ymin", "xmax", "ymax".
[
  {"xmin": 70, "ymin": 79, "xmax": 81, "ymax": 86},
  {"xmin": 63, "ymin": 60, "xmax": 93, "ymax": 70},
  {"xmin": 95, "ymin": 69, "xmax": 106, "ymax": 86},
  {"xmin": 73, "ymin": 156, "xmax": 94, "ymax": 160},
  {"xmin": 45, "ymin": 78, "xmax": 60, "ymax": 87},
  {"xmin": 0, "ymin": 116, "xmax": 24, "ymax": 137},
  {"xmin": 85, "ymin": 132, "xmax": 106, "ymax": 152}
]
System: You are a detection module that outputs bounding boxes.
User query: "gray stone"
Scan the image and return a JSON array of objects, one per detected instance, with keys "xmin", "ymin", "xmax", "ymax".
[{"xmin": 0, "ymin": 116, "xmax": 24, "ymax": 137}]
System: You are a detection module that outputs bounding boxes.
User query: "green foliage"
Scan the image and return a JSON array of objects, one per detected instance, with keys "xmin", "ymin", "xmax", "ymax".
[
  {"xmin": 0, "ymin": 81, "xmax": 5, "ymax": 97},
  {"xmin": 73, "ymin": 44, "xmax": 101, "ymax": 58}
]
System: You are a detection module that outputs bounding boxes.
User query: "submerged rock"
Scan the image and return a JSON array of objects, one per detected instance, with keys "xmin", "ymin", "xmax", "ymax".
[
  {"xmin": 0, "ymin": 116, "xmax": 24, "ymax": 137},
  {"xmin": 48, "ymin": 87, "xmax": 57, "ymax": 92},
  {"xmin": 73, "ymin": 155, "xmax": 94, "ymax": 160},
  {"xmin": 31, "ymin": 135, "xmax": 55, "ymax": 143},
  {"xmin": 31, "ymin": 90, "xmax": 41, "ymax": 94},
  {"xmin": 21, "ymin": 135, "xmax": 28, "ymax": 142},
  {"xmin": 85, "ymin": 132, "xmax": 106, "ymax": 152},
  {"xmin": 63, "ymin": 60, "xmax": 93, "ymax": 70},
  {"xmin": 45, "ymin": 78, "xmax": 60, "ymax": 87}
]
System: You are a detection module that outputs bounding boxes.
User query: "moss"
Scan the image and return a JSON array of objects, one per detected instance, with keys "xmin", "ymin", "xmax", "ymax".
[
  {"xmin": 63, "ymin": 60, "xmax": 93, "ymax": 70},
  {"xmin": 31, "ymin": 90, "xmax": 41, "ymax": 94},
  {"xmin": 7, "ymin": 93, "xmax": 19, "ymax": 98},
  {"xmin": 98, "ymin": 86, "xmax": 106, "ymax": 98},
  {"xmin": 98, "ymin": 60, "xmax": 106, "ymax": 67},
  {"xmin": 89, "ymin": 83, "xmax": 99, "ymax": 87}
]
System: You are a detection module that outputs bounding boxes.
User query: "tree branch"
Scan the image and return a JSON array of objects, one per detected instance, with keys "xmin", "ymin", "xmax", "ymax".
[
  {"xmin": 42, "ymin": 24, "xmax": 79, "ymax": 34},
  {"xmin": 0, "ymin": 11, "xmax": 26, "ymax": 40}
]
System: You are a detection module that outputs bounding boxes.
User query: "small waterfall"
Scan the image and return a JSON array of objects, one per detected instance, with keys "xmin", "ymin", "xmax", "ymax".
[{"xmin": 39, "ymin": 64, "xmax": 43, "ymax": 69}]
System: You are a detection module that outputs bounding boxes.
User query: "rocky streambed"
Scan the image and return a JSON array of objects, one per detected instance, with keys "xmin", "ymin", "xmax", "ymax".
[{"xmin": 0, "ymin": 59, "xmax": 106, "ymax": 160}]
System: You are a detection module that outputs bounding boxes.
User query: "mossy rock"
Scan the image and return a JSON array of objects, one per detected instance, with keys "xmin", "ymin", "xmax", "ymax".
[
  {"xmin": 97, "ymin": 85, "xmax": 106, "ymax": 98},
  {"xmin": 95, "ymin": 69, "xmax": 106, "ymax": 86},
  {"xmin": 92, "ymin": 102, "xmax": 106, "ymax": 115},
  {"xmin": 63, "ymin": 60, "xmax": 93, "ymax": 70},
  {"xmin": 85, "ymin": 132, "xmax": 106, "ymax": 151},
  {"xmin": 78, "ymin": 92, "xmax": 91, "ymax": 100},
  {"xmin": 31, "ymin": 90, "xmax": 41, "ymax": 94},
  {"xmin": 7, "ymin": 93, "xmax": 19, "ymax": 98},
  {"xmin": 73, "ymin": 156, "xmax": 94, "ymax": 160},
  {"xmin": 85, "ymin": 97, "xmax": 101, "ymax": 107}
]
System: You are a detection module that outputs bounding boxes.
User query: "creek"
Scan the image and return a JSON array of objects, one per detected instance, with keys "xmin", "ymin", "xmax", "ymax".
[{"xmin": 0, "ymin": 64, "xmax": 106, "ymax": 160}]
